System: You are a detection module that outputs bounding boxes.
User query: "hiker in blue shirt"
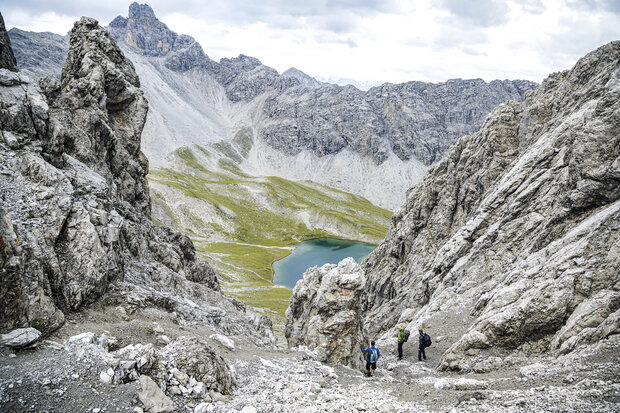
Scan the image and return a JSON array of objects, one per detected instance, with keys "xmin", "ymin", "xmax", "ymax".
[{"xmin": 360, "ymin": 340, "xmax": 381, "ymax": 377}]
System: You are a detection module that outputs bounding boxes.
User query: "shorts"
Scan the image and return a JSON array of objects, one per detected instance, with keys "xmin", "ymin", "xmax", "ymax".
[{"xmin": 366, "ymin": 360, "xmax": 377, "ymax": 370}]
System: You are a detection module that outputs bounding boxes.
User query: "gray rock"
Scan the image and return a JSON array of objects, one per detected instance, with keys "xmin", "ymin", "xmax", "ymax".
[
  {"xmin": 359, "ymin": 41, "xmax": 620, "ymax": 369},
  {"xmin": 0, "ymin": 13, "xmax": 18, "ymax": 72},
  {"xmin": 0, "ymin": 15, "xmax": 275, "ymax": 347},
  {"xmin": 285, "ymin": 257, "xmax": 367, "ymax": 369},
  {"xmin": 138, "ymin": 375, "xmax": 174, "ymax": 413},
  {"xmin": 8, "ymin": 28, "xmax": 68, "ymax": 79},
  {"xmin": 261, "ymin": 78, "xmax": 536, "ymax": 165},
  {"xmin": 154, "ymin": 336, "xmax": 235, "ymax": 395},
  {"xmin": 282, "ymin": 67, "xmax": 327, "ymax": 88},
  {"xmin": 0, "ymin": 327, "xmax": 41, "ymax": 347}
]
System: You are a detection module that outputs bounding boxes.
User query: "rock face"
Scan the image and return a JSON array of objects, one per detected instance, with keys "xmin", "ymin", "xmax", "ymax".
[
  {"xmin": 7, "ymin": 28, "xmax": 68, "ymax": 79},
  {"xmin": 261, "ymin": 78, "xmax": 536, "ymax": 165},
  {"xmin": 285, "ymin": 258, "xmax": 367, "ymax": 369},
  {"xmin": 9, "ymin": 4, "xmax": 538, "ymax": 209},
  {"xmin": 0, "ymin": 17, "xmax": 274, "ymax": 345},
  {"xmin": 360, "ymin": 41, "xmax": 620, "ymax": 370},
  {"xmin": 0, "ymin": 13, "xmax": 17, "ymax": 71}
]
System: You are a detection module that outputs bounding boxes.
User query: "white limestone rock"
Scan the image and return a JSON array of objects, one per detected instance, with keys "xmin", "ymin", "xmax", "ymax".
[
  {"xmin": 209, "ymin": 333, "xmax": 235, "ymax": 351},
  {"xmin": 0, "ymin": 327, "xmax": 41, "ymax": 348}
]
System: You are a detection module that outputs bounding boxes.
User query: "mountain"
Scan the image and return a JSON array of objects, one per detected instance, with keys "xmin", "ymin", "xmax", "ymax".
[
  {"xmin": 8, "ymin": 3, "xmax": 538, "ymax": 210},
  {"xmin": 6, "ymin": 28, "xmax": 68, "ymax": 79},
  {"xmin": 0, "ymin": 16, "xmax": 272, "ymax": 344},
  {"xmin": 282, "ymin": 67, "xmax": 327, "ymax": 88},
  {"xmin": 358, "ymin": 41, "xmax": 620, "ymax": 371}
]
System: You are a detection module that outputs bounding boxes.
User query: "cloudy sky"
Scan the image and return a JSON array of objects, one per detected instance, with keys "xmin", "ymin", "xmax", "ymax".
[{"xmin": 2, "ymin": 0, "xmax": 619, "ymax": 86}]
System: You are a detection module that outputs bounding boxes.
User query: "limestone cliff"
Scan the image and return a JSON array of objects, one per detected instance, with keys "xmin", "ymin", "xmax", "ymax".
[
  {"xmin": 360, "ymin": 41, "xmax": 620, "ymax": 370},
  {"xmin": 0, "ymin": 16, "xmax": 274, "ymax": 345}
]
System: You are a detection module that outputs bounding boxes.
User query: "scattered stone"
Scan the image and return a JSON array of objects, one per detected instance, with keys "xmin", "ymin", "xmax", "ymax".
[
  {"xmin": 68, "ymin": 332, "xmax": 96, "ymax": 345},
  {"xmin": 0, "ymin": 328, "xmax": 41, "ymax": 348},
  {"xmin": 138, "ymin": 375, "xmax": 174, "ymax": 413},
  {"xmin": 209, "ymin": 334, "xmax": 235, "ymax": 351}
]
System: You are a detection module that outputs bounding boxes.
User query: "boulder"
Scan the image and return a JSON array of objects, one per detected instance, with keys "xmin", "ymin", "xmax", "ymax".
[
  {"xmin": 154, "ymin": 336, "xmax": 234, "ymax": 395},
  {"xmin": 209, "ymin": 333, "xmax": 235, "ymax": 351},
  {"xmin": 0, "ymin": 327, "xmax": 41, "ymax": 348},
  {"xmin": 285, "ymin": 257, "xmax": 367, "ymax": 369},
  {"xmin": 138, "ymin": 375, "xmax": 174, "ymax": 413}
]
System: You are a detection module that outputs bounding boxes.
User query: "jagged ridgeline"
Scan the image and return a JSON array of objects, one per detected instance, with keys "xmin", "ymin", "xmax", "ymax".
[
  {"xmin": 9, "ymin": 2, "xmax": 537, "ymax": 210},
  {"xmin": 358, "ymin": 41, "xmax": 620, "ymax": 370},
  {"xmin": 0, "ymin": 16, "xmax": 274, "ymax": 344}
]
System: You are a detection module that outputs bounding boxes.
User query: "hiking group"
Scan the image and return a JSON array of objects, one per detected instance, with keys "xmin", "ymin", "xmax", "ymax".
[{"xmin": 360, "ymin": 327, "xmax": 431, "ymax": 377}]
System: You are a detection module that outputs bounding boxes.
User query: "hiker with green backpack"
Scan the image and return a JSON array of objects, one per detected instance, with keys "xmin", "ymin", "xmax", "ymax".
[
  {"xmin": 360, "ymin": 340, "xmax": 381, "ymax": 377},
  {"xmin": 397, "ymin": 326, "xmax": 410, "ymax": 360}
]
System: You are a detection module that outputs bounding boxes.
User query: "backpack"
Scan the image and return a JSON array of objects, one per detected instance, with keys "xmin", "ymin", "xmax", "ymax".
[
  {"xmin": 369, "ymin": 348, "xmax": 378, "ymax": 363},
  {"xmin": 423, "ymin": 333, "xmax": 432, "ymax": 347},
  {"xmin": 403, "ymin": 330, "xmax": 410, "ymax": 342}
]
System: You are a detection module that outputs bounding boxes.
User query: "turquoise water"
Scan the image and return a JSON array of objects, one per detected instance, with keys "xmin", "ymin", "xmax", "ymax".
[{"xmin": 273, "ymin": 238, "xmax": 376, "ymax": 289}]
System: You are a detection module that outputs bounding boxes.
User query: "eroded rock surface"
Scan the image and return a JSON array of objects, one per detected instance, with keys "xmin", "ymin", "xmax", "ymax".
[
  {"xmin": 0, "ymin": 13, "xmax": 17, "ymax": 72},
  {"xmin": 361, "ymin": 41, "xmax": 620, "ymax": 370},
  {"xmin": 285, "ymin": 257, "xmax": 367, "ymax": 369},
  {"xmin": 0, "ymin": 16, "xmax": 274, "ymax": 345}
]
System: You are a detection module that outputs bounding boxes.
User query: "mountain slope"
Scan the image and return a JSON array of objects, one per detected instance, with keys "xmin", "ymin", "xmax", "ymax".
[
  {"xmin": 8, "ymin": 2, "xmax": 537, "ymax": 209},
  {"xmin": 360, "ymin": 41, "xmax": 620, "ymax": 370}
]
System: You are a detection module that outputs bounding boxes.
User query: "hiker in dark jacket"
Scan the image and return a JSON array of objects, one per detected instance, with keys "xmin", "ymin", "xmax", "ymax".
[
  {"xmin": 360, "ymin": 341, "xmax": 381, "ymax": 377},
  {"xmin": 418, "ymin": 329, "xmax": 427, "ymax": 361}
]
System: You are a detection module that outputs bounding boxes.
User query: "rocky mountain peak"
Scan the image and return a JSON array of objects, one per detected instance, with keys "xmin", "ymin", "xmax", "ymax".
[
  {"xmin": 282, "ymin": 67, "xmax": 326, "ymax": 88},
  {"xmin": 128, "ymin": 2, "xmax": 157, "ymax": 20},
  {"xmin": 108, "ymin": 2, "xmax": 177, "ymax": 57},
  {"xmin": 220, "ymin": 54, "xmax": 262, "ymax": 70}
]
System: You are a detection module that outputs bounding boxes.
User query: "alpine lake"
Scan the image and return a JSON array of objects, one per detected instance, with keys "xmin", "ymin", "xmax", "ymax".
[{"xmin": 273, "ymin": 238, "xmax": 376, "ymax": 289}]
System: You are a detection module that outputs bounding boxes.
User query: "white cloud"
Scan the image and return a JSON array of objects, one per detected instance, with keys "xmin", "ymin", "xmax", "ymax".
[{"xmin": 1, "ymin": 0, "xmax": 619, "ymax": 84}]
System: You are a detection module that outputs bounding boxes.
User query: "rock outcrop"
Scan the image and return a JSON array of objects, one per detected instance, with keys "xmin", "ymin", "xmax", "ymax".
[
  {"xmin": 360, "ymin": 41, "xmax": 620, "ymax": 370},
  {"xmin": 285, "ymin": 258, "xmax": 367, "ymax": 369},
  {"xmin": 0, "ymin": 13, "xmax": 17, "ymax": 72},
  {"xmin": 0, "ymin": 16, "xmax": 274, "ymax": 345}
]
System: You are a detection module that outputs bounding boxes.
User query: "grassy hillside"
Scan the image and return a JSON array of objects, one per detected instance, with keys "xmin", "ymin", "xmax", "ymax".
[{"xmin": 148, "ymin": 144, "xmax": 392, "ymax": 329}]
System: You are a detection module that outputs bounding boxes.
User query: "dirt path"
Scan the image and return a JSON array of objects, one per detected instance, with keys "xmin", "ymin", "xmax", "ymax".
[{"xmin": 1, "ymin": 305, "xmax": 619, "ymax": 412}]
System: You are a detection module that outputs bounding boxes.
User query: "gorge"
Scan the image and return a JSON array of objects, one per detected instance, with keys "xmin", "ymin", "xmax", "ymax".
[{"xmin": 0, "ymin": 3, "xmax": 618, "ymax": 413}]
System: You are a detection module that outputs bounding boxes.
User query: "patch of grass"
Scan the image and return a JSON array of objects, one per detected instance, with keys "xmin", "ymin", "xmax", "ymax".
[{"xmin": 233, "ymin": 127, "xmax": 254, "ymax": 158}]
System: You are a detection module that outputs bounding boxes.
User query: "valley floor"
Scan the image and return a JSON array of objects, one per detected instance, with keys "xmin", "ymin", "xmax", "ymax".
[{"xmin": 1, "ymin": 304, "xmax": 618, "ymax": 413}]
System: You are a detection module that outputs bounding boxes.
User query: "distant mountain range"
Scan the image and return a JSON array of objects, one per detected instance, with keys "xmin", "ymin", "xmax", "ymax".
[{"xmin": 8, "ymin": 2, "xmax": 537, "ymax": 209}]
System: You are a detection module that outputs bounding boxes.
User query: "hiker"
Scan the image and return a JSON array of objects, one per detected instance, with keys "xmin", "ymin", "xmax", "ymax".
[
  {"xmin": 397, "ymin": 326, "xmax": 407, "ymax": 360},
  {"xmin": 360, "ymin": 340, "xmax": 381, "ymax": 377},
  {"xmin": 418, "ymin": 329, "xmax": 431, "ymax": 361}
]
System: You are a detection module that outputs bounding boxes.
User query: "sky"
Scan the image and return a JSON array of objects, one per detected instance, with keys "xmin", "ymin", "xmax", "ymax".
[{"xmin": 2, "ymin": 0, "xmax": 619, "ymax": 86}]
